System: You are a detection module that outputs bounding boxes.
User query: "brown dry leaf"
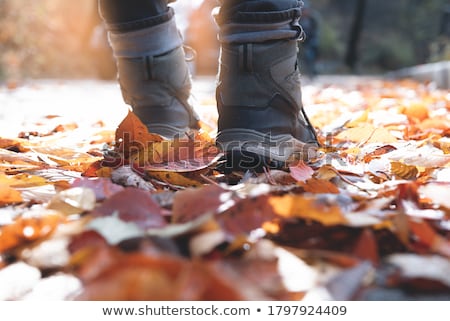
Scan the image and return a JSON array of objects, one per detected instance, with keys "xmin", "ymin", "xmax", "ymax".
[
  {"xmin": 0, "ymin": 183, "xmax": 23, "ymax": 206},
  {"xmin": 269, "ymin": 194, "xmax": 347, "ymax": 226},
  {"xmin": 362, "ymin": 145, "xmax": 397, "ymax": 163},
  {"xmin": 0, "ymin": 138, "xmax": 29, "ymax": 152},
  {"xmin": 147, "ymin": 170, "xmax": 207, "ymax": 188},
  {"xmin": 336, "ymin": 125, "xmax": 398, "ymax": 144},
  {"xmin": 390, "ymin": 161, "xmax": 419, "ymax": 180}
]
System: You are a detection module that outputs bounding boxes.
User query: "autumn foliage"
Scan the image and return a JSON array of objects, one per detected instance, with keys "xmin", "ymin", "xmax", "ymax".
[{"xmin": 0, "ymin": 79, "xmax": 449, "ymax": 300}]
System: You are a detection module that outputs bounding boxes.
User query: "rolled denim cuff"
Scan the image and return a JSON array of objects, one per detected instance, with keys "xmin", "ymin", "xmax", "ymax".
[
  {"xmin": 218, "ymin": 19, "xmax": 303, "ymax": 43},
  {"xmin": 108, "ymin": 14, "xmax": 183, "ymax": 58},
  {"xmin": 104, "ymin": 7, "xmax": 174, "ymax": 33}
]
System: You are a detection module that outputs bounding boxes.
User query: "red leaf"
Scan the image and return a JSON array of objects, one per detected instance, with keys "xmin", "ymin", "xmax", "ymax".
[
  {"xmin": 71, "ymin": 177, "xmax": 124, "ymax": 201},
  {"xmin": 172, "ymin": 184, "xmax": 228, "ymax": 223},
  {"xmin": 218, "ymin": 195, "xmax": 277, "ymax": 237},
  {"xmin": 352, "ymin": 229, "xmax": 379, "ymax": 265},
  {"xmin": 289, "ymin": 161, "xmax": 314, "ymax": 182},
  {"xmin": 92, "ymin": 188, "xmax": 167, "ymax": 228}
]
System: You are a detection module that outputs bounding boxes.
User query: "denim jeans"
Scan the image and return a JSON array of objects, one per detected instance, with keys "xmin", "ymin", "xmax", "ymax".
[{"xmin": 99, "ymin": 0, "xmax": 305, "ymax": 42}]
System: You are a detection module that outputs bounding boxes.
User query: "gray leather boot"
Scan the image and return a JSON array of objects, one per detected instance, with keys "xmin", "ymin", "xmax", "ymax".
[
  {"xmin": 216, "ymin": 40, "xmax": 319, "ymax": 170},
  {"xmin": 108, "ymin": 13, "xmax": 200, "ymax": 138}
]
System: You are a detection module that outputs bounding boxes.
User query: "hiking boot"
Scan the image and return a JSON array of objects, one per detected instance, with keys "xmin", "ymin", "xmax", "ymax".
[
  {"xmin": 108, "ymin": 12, "xmax": 200, "ymax": 138},
  {"xmin": 216, "ymin": 39, "xmax": 319, "ymax": 171}
]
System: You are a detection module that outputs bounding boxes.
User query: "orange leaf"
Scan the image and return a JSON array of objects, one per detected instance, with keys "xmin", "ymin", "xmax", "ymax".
[
  {"xmin": 0, "ymin": 212, "xmax": 63, "ymax": 253},
  {"xmin": 0, "ymin": 184, "xmax": 23, "ymax": 206},
  {"xmin": 408, "ymin": 218, "xmax": 450, "ymax": 258},
  {"xmin": 352, "ymin": 229, "xmax": 379, "ymax": 265},
  {"xmin": 298, "ymin": 178, "xmax": 339, "ymax": 194},
  {"xmin": 402, "ymin": 102, "xmax": 429, "ymax": 122},
  {"xmin": 115, "ymin": 111, "xmax": 163, "ymax": 158},
  {"xmin": 269, "ymin": 195, "xmax": 347, "ymax": 226}
]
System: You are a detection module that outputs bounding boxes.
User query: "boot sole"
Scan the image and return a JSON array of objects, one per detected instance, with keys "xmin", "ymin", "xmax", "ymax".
[{"xmin": 216, "ymin": 129, "xmax": 318, "ymax": 172}]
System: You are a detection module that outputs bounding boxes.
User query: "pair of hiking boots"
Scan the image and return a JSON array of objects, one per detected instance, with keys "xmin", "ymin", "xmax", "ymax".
[{"xmin": 111, "ymin": 10, "xmax": 319, "ymax": 171}]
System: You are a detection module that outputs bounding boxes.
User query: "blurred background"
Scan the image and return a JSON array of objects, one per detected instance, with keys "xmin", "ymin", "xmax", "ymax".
[{"xmin": 0, "ymin": 0, "xmax": 448, "ymax": 83}]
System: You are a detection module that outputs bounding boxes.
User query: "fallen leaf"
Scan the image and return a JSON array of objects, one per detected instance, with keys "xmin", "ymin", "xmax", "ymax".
[
  {"xmin": 115, "ymin": 111, "xmax": 163, "ymax": 158},
  {"xmin": 269, "ymin": 194, "xmax": 347, "ymax": 226},
  {"xmin": 351, "ymin": 229, "xmax": 380, "ymax": 265},
  {"xmin": 0, "ymin": 211, "xmax": 64, "ymax": 253},
  {"xmin": 390, "ymin": 161, "xmax": 419, "ymax": 180},
  {"xmin": 217, "ymin": 195, "xmax": 278, "ymax": 238},
  {"xmin": 336, "ymin": 125, "xmax": 398, "ymax": 144},
  {"xmin": 111, "ymin": 166, "xmax": 156, "ymax": 191},
  {"xmin": 92, "ymin": 188, "xmax": 168, "ymax": 228},
  {"xmin": 298, "ymin": 178, "xmax": 340, "ymax": 194},
  {"xmin": 47, "ymin": 187, "xmax": 96, "ymax": 215},
  {"xmin": 71, "ymin": 177, "xmax": 124, "ymax": 201},
  {"xmin": 0, "ymin": 183, "xmax": 23, "ymax": 206},
  {"xmin": 289, "ymin": 161, "xmax": 314, "ymax": 182},
  {"xmin": 172, "ymin": 184, "xmax": 229, "ymax": 223}
]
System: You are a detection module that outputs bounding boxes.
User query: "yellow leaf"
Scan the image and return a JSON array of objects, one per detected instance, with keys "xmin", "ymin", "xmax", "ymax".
[
  {"xmin": 346, "ymin": 110, "xmax": 369, "ymax": 128},
  {"xmin": 336, "ymin": 125, "xmax": 398, "ymax": 144},
  {"xmin": 0, "ymin": 173, "xmax": 47, "ymax": 188},
  {"xmin": 147, "ymin": 171, "xmax": 206, "ymax": 188}
]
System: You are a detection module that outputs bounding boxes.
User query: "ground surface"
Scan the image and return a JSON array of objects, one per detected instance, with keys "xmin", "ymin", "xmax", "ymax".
[{"xmin": 0, "ymin": 75, "xmax": 449, "ymax": 301}]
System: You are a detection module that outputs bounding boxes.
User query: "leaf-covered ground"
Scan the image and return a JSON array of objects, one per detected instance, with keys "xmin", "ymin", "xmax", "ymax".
[{"xmin": 0, "ymin": 77, "xmax": 449, "ymax": 301}]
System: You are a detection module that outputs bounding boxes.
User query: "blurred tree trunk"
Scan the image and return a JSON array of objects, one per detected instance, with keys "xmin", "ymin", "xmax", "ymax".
[{"xmin": 345, "ymin": 0, "xmax": 367, "ymax": 72}]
